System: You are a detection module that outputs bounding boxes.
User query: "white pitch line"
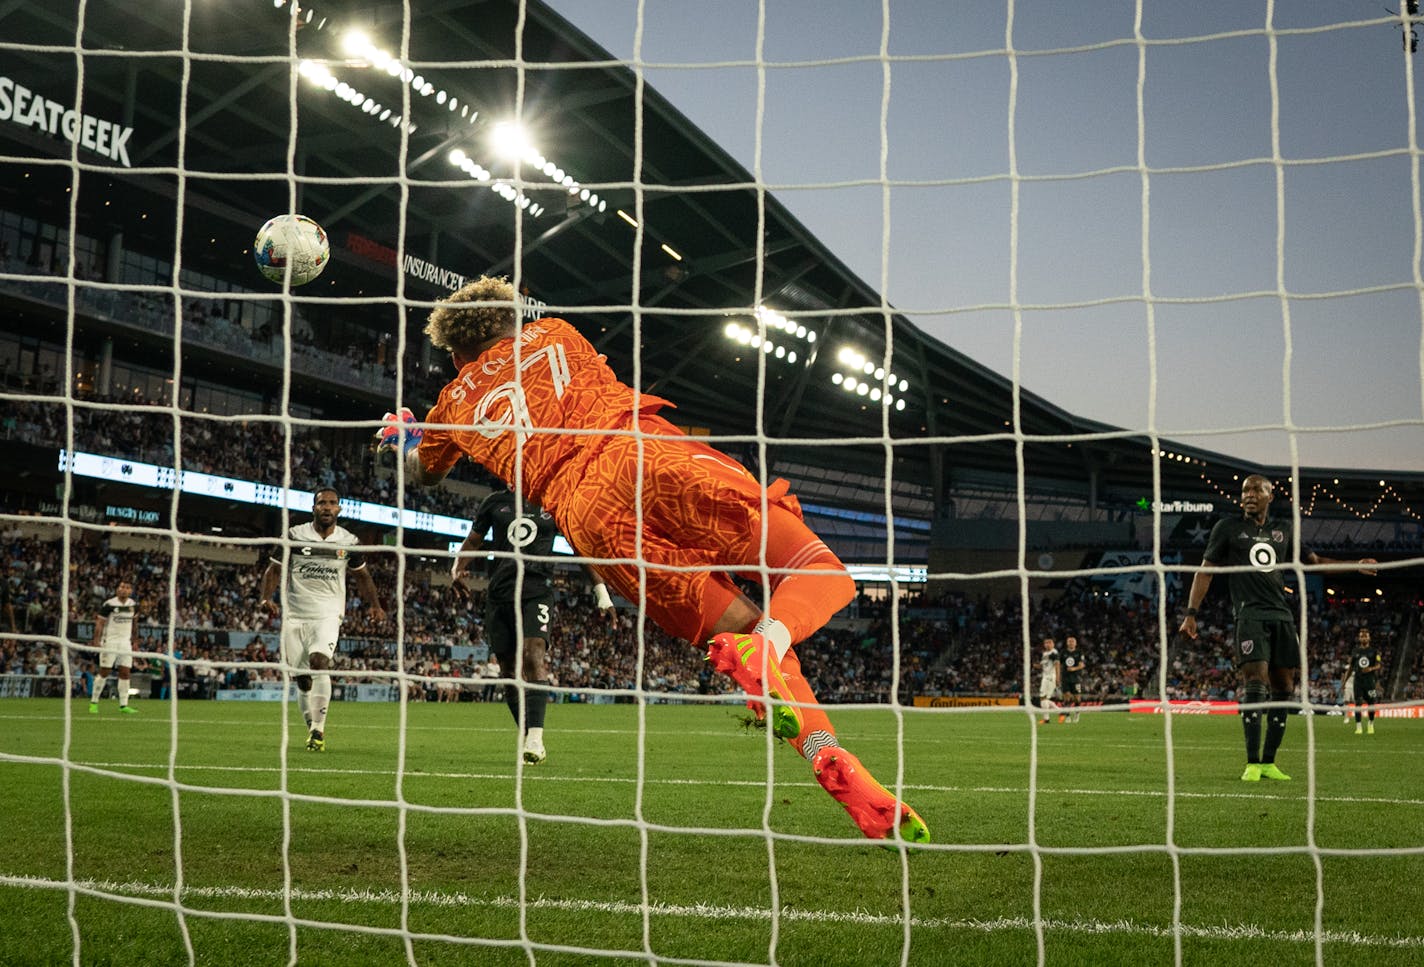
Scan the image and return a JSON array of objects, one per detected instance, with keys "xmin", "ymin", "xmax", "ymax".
[
  {"xmin": 5, "ymin": 757, "xmax": 1424, "ymax": 810},
  {"xmin": 2, "ymin": 875, "xmax": 1420, "ymax": 951}
]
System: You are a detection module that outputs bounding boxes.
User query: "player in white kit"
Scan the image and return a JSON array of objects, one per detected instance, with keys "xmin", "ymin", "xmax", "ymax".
[
  {"xmin": 89, "ymin": 579, "xmax": 139, "ymax": 715},
  {"xmin": 260, "ymin": 488, "xmax": 386, "ymax": 751},
  {"xmin": 1037, "ymin": 637, "xmax": 1061, "ymax": 725}
]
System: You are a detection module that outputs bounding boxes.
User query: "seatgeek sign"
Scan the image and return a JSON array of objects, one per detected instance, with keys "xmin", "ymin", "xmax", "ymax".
[{"xmin": 0, "ymin": 76, "xmax": 135, "ymax": 167}]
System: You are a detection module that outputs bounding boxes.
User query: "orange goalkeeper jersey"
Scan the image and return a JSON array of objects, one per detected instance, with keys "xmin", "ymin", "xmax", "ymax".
[{"xmin": 416, "ymin": 317, "xmax": 672, "ymax": 515}]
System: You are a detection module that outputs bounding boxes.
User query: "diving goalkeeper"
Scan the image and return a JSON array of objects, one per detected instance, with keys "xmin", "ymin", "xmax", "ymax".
[{"xmin": 377, "ymin": 275, "xmax": 928, "ymax": 844}]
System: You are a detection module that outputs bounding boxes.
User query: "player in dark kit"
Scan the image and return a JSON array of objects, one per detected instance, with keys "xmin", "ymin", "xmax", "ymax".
[
  {"xmin": 452, "ymin": 484, "xmax": 613, "ymax": 765},
  {"xmin": 1340, "ymin": 627, "xmax": 1383, "ymax": 735},
  {"xmin": 1060, "ymin": 636, "xmax": 1084, "ymax": 724},
  {"xmin": 1179, "ymin": 474, "xmax": 1376, "ymax": 782}
]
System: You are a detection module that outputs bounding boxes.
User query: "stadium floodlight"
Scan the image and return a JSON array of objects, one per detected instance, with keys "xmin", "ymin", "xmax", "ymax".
[
  {"xmin": 491, "ymin": 121, "xmax": 533, "ymax": 159},
  {"xmin": 660, "ymin": 243, "xmax": 682, "ymax": 261},
  {"xmin": 341, "ymin": 29, "xmax": 370, "ymax": 57}
]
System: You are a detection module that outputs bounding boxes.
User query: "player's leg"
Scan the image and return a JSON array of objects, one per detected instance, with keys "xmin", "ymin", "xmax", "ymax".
[
  {"xmin": 1365, "ymin": 687, "xmax": 1377, "ymax": 733},
  {"xmin": 115, "ymin": 646, "xmax": 136, "ymax": 713},
  {"xmin": 703, "ymin": 506, "xmax": 925, "ymax": 843},
  {"xmin": 282, "ymin": 622, "xmax": 314, "ymax": 730},
  {"xmin": 704, "ymin": 501, "xmax": 854, "ymax": 747},
  {"xmin": 517, "ymin": 632, "xmax": 551, "ymax": 765},
  {"xmin": 306, "ymin": 640, "xmax": 335, "ymax": 751},
  {"xmin": 487, "ymin": 600, "xmax": 525, "ymax": 733},
  {"xmin": 562, "ymin": 430, "xmax": 924, "ymax": 841},
  {"xmin": 1234, "ymin": 616, "xmax": 1270, "ymax": 780},
  {"xmin": 90, "ymin": 650, "xmax": 113, "ymax": 711},
  {"xmin": 304, "ymin": 652, "xmax": 331, "ymax": 750},
  {"xmin": 1258, "ymin": 624, "xmax": 1297, "ymax": 781},
  {"xmin": 1037, "ymin": 689, "xmax": 1057, "ymax": 724}
]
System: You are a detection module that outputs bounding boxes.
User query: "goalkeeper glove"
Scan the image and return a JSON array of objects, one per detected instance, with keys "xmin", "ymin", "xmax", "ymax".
[{"xmin": 377, "ymin": 407, "xmax": 423, "ymax": 454}]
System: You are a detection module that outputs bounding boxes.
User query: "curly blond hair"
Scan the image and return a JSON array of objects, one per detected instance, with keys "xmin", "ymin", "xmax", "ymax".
[{"xmin": 423, "ymin": 275, "xmax": 520, "ymax": 354}]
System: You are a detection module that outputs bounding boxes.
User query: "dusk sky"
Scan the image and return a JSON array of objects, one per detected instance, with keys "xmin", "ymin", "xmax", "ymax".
[{"xmin": 550, "ymin": 0, "xmax": 1424, "ymax": 474}]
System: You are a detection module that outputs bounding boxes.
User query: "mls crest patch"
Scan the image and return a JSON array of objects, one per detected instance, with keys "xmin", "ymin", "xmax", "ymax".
[{"xmin": 1241, "ymin": 639, "xmax": 1255, "ymax": 656}]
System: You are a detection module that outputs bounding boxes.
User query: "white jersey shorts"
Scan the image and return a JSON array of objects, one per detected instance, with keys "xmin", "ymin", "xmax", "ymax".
[
  {"xmin": 98, "ymin": 639, "xmax": 134, "ymax": 671},
  {"xmin": 281, "ymin": 616, "xmax": 341, "ymax": 672}
]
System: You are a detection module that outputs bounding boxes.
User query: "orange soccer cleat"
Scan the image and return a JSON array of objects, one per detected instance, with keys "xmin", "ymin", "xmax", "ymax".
[
  {"xmin": 706, "ymin": 632, "xmax": 803, "ymax": 740},
  {"xmin": 812, "ymin": 746, "xmax": 930, "ymax": 844}
]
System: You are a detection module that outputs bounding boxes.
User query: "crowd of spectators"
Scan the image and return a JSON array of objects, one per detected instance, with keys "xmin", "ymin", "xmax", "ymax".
[{"xmin": 2, "ymin": 530, "xmax": 1418, "ymax": 707}]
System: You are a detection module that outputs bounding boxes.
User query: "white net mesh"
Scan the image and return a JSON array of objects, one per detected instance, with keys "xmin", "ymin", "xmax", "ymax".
[{"xmin": 0, "ymin": 2, "xmax": 1422, "ymax": 965}]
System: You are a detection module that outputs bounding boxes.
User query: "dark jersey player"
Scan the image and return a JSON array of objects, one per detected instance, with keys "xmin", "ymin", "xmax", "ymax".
[
  {"xmin": 453, "ymin": 484, "xmax": 613, "ymax": 765},
  {"xmin": 1179, "ymin": 474, "xmax": 1376, "ymax": 783},
  {"xmin": 1340, "ymin": 627, "xmax": 1383, "ymax": 735}
]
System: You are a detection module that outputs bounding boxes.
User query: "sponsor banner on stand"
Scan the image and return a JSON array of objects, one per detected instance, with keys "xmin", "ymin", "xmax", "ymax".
[
  {"xmin": 1132, "ymin": 699, "xmax": 1424, "ymax": 717},
  {"xmin": 1130, "ymin": 699, "xmax": 1238, "ymax": 715},
  {"xmin": 914, "ymin": 696, "xmax": 1020, "ymax": 708}
]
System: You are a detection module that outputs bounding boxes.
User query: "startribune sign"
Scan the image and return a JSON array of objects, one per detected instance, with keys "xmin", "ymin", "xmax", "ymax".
[{"xmin": 0, "ymin": 76, "xmax": 135, "ymax": 167}]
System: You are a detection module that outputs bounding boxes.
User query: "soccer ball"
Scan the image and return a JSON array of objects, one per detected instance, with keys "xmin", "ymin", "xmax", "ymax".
[{"xmin": 253, "ymin": 214, "xmax": 329, "ymax": 286}]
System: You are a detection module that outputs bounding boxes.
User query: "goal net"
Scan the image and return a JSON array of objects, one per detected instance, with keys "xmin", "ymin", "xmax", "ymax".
[{"xmin": 1, "ymin": 2, "xmax": 1421, "ymax": 965}]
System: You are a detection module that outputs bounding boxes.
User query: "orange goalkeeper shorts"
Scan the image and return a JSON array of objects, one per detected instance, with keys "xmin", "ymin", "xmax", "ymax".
[{"xmin": 556, "ymin": 413, "xmax": 802, "ymax": 643}]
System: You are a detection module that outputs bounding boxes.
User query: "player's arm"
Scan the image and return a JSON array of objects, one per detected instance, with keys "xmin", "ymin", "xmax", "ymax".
[
  {"xmin": 404, "ymin": 445, "xmax": 449, "ymax": 487},
  {"xmin": 260, "ymin": 560, "xmax": 282, "ymax": 617},
  {"xmin": 450, "ymin": 527, "xmax": 488, "ymax": 598},
  {"xmin": 583, "ymin": 564, "xmax": 614, "ymax": 611},
  {"xmin": 1178, "ymin": 559, "xmax": 1218, "ymax": 639},
  {"xmin": 93, "ymin": 611, "xmax": 108, "ymax": 646},
  {"xmin": 1304, "ymin": 550, "xmax": 1377, "ymax": 576},
  {"xmin": 351, "ymin": 564, "xmax": 386, "ymax": 624},
  {"xmin": 2, "ymin": 598, "xmax": 14, "ymax": 634}
]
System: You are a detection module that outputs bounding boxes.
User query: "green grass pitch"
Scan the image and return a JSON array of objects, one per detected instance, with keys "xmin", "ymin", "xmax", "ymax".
[{"xmin": 1, "ymin": 697, "xmax": 1420, "ymax": 966}]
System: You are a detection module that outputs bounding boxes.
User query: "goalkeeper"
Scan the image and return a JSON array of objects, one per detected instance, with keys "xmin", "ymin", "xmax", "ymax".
[{"xmin": 378, "ymin": 275, "xmax": 928, "ymax": 844}]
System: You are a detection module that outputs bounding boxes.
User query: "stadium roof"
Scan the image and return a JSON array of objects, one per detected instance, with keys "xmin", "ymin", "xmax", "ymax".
[{"xmin": 4, "ymin": 0, "xmax": 1423, "ymax": 531}]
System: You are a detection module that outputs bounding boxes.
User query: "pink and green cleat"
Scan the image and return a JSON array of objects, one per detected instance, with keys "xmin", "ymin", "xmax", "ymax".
[
  {"xmin": 811, "ymin": 747, "xmax": 930, "ymax": 845},
  {"xmin": 706, "ymin": 632, "xmax": 803, "ymax": 740}
]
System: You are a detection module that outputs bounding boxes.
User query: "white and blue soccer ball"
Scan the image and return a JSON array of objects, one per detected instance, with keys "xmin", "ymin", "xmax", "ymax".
[{"xmin": 253, "ymin": 213, "xmax": 329, "ymax": 286}]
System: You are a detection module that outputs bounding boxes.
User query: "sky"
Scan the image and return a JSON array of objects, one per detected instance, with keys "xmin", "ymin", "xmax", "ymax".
[{"xmin": 547, "ymin": 0, "xmax": 1424, "ymax": 474}]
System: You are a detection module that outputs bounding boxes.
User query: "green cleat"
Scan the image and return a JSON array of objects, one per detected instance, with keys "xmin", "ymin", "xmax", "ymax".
[
  {"xmin": 306, "ymin": 729, "xmax": 325, "ymax": 752},
  {"xmin": 118, "ymin": 705, "xmax": 137, "ymax": 715},
  {"xmin": 88, "ymin": 703, "xmax": 98, "ymax": 715},
  {"xmin": 1259, "ymin": 763, "xmax": 1290, "ymax": 781},
  {"xmin": 1366, "ymin": 723, "xmax": 1375, "ymax": 735},
  {"xmin": 1240, "ymin": 763, "xmax": 1263, "ymax": 782}
]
